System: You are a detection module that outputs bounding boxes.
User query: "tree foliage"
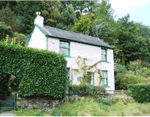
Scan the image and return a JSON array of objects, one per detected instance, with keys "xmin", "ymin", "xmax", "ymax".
[
  {"xmin": 0, "ymin": 4, "xmax": 25, "ymax": 33},
  {"xmin": 116, "ymin": 14, "xmax": 150, "ymax": 63},
  {"xmin": 57, "ymin": 4, "xmax": 76, "ymax": 31},
  {"xmin": 41, "ymin": 1, "xmax": 61, "ymax": 27},
  {"xmin": 13, "ymin": 1, "xmax": 42, "ymax": 34},
  {"xmin": 0, "ymin": 22, "xmax": 13, "ymax": 41},
  {"xmin": 72, "ymin": 13, "xmax": 95, "ymax": 35}
]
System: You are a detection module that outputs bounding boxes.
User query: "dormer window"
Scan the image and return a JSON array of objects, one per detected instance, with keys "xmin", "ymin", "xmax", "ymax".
[
  {"xmin": 101, "ymin": 48, "xmax": 107, "ymax": 62},
  {"xmin": 59, "ymin": 41, "xmax": 70, "ymax": 57}
]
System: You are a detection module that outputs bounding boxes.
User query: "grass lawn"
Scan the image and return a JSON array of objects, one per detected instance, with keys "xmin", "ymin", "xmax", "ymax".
[
  {"xmin": 12, "ymin": 97, "xmax": 150, "ymax": 116},
  {"xmin": 51, "ymin": 97, "xmax": 150, "ymax": 116}
]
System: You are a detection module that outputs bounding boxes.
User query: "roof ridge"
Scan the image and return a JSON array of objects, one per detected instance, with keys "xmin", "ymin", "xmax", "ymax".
[{"xmin": 44, "ymin": 25, "xmax": 100, "ymax": 39}]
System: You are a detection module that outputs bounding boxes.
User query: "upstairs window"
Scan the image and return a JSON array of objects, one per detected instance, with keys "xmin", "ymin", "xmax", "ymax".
[
  {"xmin": 59, "ymin": 41, "xmax": 70, "ymax": 57},
  {"xmin": 101, "ymin": 48, "xmax": 107, "ymax": 62}
]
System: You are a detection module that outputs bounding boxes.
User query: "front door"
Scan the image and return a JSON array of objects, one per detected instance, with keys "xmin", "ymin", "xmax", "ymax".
[{"xmin": 67, "ymin": 68, "xmax": 70, "ymax": 88}]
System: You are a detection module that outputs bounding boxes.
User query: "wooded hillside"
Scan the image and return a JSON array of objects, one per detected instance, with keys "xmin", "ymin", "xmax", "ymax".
[{"xmin": 0, "ymin": 0, "xmax": 150, "ymax": 89}]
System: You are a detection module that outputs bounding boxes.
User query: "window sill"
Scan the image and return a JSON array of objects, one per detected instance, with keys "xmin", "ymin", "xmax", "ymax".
[
  {"xmin": 102, "ymin": 85, "xmax": 110, "ymax": 88},
  {"xmin": 64, "ymin": 56, "xmax": 71, "ymax": 58},
  {"xmin": 101, "ymin": 60, "xmax": 109, "ymax": 63}
]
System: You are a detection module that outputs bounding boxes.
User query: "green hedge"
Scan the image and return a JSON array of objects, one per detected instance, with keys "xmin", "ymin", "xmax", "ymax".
[
  {"xmin": 68, "ymin": 85, "xmax": 105, "ymax": 98},
  {"xmin": 0, "ymin": 43, "xmax": 67, "ymax": 98},
  {"xmin": 127, "ymin": 83, "xmax": 150, "ymax": 102}
]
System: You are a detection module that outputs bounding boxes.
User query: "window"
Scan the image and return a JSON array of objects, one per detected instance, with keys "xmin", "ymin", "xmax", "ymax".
[
  {"xmin": 59, "ymin": 41, "xmax": 70, "ymax": 57},
  {"xmin": 87, "ymin": 72, "xmax": 94, "ymax": 86},
  {"xmin": 102, "ymin": 71, "xmax": 108, "ymax": 86},
  {"xmin": 77, "ymin": 76, "xmax": 81, "ymax": 82},
  {"xmin": 101, "ymin": 48, "xmax": 107, "ymax": 62}
]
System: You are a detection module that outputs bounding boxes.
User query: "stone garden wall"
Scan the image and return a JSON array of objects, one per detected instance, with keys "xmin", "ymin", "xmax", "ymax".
[
  {"xmin": 17, "ymin": 95, "xmax": 79, "ymax": 111},
  {"xmin": 17, "ymin": 97, "xmax": 65, "ymax": 111}
]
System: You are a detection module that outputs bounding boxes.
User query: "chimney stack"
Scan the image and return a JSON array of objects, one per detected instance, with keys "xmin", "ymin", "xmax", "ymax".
[{"xmin": 34, "ymin": 11, "xmax": 44, "ymax": 27}]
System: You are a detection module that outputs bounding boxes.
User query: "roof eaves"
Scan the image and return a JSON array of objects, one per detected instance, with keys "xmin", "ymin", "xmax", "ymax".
[
  {"xmin": 35, "ymin": 24, "xmax": 51, "ymax": 36},
  {"xmin": 48, "ymin": 35, "xmax": 114, "ymax": 50}
]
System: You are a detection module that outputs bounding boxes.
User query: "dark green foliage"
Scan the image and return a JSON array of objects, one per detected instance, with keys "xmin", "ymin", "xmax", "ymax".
[
  {"xmin": 115, "ymin": 72, "xmax": 143, "ymax": 90},
  {"xmin": 128, "ymin": 83, "xmax": 150, "ymax": 102},
  {"xmin": 115, "ymin": 63, "xmax": 127, "ymax": 74},
  {"xmin": 0, "ymin": 5, "xmax": 25, "ymax": 33},
  {"xmin": 116, "ymin": 14, "xmax": 150, "ymax": 63},
  {"xmin": 0, "ymin": 72, "xmax": 11, "ymax": 95},
  {"xmin": 68, "ymin": 85, "xmax": 105, "ymax": 98},
  {"xmin": 141, "ymin": 61, "xmax": 150, "ymax": 68},
  {"xmin": 41, "ymin": 1, "xmax": 61, "ymax": 27},
  {"xmin": 13, "ymin": 1, "xmax": 42, "ymax": 33},
  {"xmin": 57, "ymin": 4, "xmax": 76, "ymax": 31},
  {"xmin": 0, "ymin": 22, "xmax": 13, "ymax": 41},
  {"xmin": 0, "ymin": 43, "xmax": 67, "ymax": 98},
  {"xmin": 0, "ymin": 1, "xmax": 17, "ymax": 9}
]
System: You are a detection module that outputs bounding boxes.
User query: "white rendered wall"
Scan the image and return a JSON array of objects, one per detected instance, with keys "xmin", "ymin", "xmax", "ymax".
[
  {"xmin": 48, "ymin": 37, "xmax": 115, "ymax": 91},
  {"xmin": 28, "ymin": 26, "xmax": 46, "ymax": 50}
]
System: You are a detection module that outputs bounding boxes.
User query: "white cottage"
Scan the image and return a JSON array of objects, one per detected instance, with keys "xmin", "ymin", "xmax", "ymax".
[{"xmin": 27, "ymin": 14, "xmax": 115, "ymax": 91}]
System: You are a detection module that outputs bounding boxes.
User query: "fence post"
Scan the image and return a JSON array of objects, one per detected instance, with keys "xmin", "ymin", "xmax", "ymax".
[{"xmin": 14, "ymin": 93, "xmax": 17, "ymax": 110}]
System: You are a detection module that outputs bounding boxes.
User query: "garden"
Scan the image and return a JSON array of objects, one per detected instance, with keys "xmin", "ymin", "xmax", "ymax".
[{"xmin": 0, "ymin": 43, "xmax": 150, "ymax": 116}]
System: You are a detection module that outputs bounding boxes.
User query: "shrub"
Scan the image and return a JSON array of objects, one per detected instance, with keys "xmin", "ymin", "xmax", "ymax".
[
  {"xmin": 127, "ymin": 60, "xmax": 142, "ymax": 74},
  {"xmin": 139, "ymin": 67, "xmax": 150, "ymax": 78},
  {"xmin": 0, "ymin": 43, "xmax": 67, "ymax": 98},
  {"xmin": 68, "ymin": 85, "xmax": 105, "ymax": 99},
  {"xmin": 127, "ymin": 83, "xmax": 150, "ymax": 102},
  {"xmin": 115, "ymin": 71, "xmax": 143, "ymax": 90},
  {"xmin": 115, "ymin": 63, "xmax": 127, "ymax": 74},
  {"xmin": 141, "ymin": 61, "xmax": 150, "ymax": 68},
  {"xmin": 98, "ymin": 97, "xmax": 112, "ymax": 105}
]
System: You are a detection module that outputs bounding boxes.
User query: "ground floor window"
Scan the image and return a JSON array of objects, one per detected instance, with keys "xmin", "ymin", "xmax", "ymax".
[
  {"xmin": 87, "ymin": 72, "xmax": 94, "ymax": 86},
  {"xmin": 102, "ymin": 71, "xmax": 108, "ymax": 86}
]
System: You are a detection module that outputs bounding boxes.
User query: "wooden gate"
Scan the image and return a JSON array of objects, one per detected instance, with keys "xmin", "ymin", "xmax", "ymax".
[{"xmin": 0, "ymin": 93, "xmax": 17, "ymax": 110}]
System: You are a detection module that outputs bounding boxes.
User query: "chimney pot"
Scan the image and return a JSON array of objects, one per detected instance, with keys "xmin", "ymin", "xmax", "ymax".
[{"xmin": 34, "ymin": 11, "xmax": 44, "ymax": 27}]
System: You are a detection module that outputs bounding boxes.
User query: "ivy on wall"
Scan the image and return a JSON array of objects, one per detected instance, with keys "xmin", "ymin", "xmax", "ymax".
[{"xmin": 71, "ymin": 56, "xmax": 102, "ymax": 86}]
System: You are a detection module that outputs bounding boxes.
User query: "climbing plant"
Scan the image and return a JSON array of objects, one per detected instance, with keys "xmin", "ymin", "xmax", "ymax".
[{"xmin": 71, "ymin": 56, "xmax": 102, "ymax": 86}]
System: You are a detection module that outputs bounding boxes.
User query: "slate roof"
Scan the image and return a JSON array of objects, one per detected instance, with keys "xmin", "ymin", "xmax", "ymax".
[{"xmin": 37, "ymin": 25, "xmax": 112, "ymax": 49}]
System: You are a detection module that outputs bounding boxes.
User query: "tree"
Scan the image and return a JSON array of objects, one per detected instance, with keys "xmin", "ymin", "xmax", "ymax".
[
  {"xmin": 0, "ymin": 1, "xmax": 17, "ymax": 10},
  {"xmin": 61, "ymin": 0, "xmax": 97, "ymax": 19},
  {"xmin": 91, "ymin": 0, "xmax": 117, "ymax": 44},
  {"xmin": 0, "ymin": 22, "xmax": 13, "ymax": 41},
  {"xmin": 116, "ymin": 14, "xmax": 150, "ymax": 64},
  {"xmin": 72, "ymin": 13, "xmax": 95, "ymax": 35},
  {"xmin": 0, "ymin": 5, "xmax": 25, "ymax": 33},
  {"xmin": 13, "ymin": 1, "xmax": 42, "ymax": 34},
  {"xmin": 57, "ymin": 4, "xmax": 76, "ymax": 31},
  {"xmin": 41, "ymin": 1, "xmax": 61, "ymax": 27}
]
